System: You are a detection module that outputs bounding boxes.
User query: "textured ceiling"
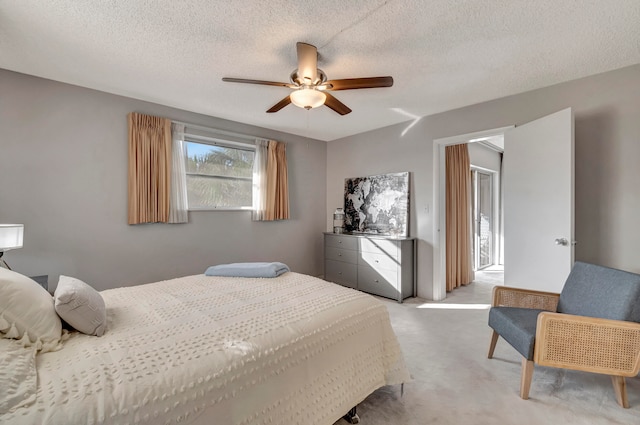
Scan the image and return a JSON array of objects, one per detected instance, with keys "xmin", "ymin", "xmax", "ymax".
[{"xmin": 1, "ymin": 1, "xmax": 639, "ymax": 141}]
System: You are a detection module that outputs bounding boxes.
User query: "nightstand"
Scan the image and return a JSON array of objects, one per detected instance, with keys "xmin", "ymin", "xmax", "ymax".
[{"xmin": 30, "ymin": 275, "xmax": 49, "ymax": 291}]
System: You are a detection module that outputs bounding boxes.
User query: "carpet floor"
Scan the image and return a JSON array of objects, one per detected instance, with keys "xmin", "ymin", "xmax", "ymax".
[{"xmin": 335, "ymin": 277, "xmax": 639, "ymax": 424}]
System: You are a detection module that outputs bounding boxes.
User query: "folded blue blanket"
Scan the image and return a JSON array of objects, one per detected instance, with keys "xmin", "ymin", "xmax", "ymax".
[{"xmin": 204, "ymin": 262, "xmax": 290, "ymax": 278}]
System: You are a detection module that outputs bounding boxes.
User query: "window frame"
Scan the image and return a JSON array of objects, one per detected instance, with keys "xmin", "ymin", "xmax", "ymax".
[{"xmin": 183, "ymin": 133, "xmax": 256, "ymax": 211}]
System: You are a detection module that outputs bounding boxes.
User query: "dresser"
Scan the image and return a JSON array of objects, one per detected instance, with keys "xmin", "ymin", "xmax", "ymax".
[{"xmin": 324, "ymin": 232, "xmax": 415, "ymax": 302}]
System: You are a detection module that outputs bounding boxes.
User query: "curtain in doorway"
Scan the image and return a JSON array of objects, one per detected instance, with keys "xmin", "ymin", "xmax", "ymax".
[{"xmin": 446, "ymin": 143, "xmax": 475, "ymax": 291}]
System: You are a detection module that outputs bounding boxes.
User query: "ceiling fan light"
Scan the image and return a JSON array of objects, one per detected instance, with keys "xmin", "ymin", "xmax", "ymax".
[{"xmin": 290, "ymin": 88, "xmax": 326, "ymax": 110}]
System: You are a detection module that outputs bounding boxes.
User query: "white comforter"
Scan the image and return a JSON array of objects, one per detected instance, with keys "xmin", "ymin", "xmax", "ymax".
[{"xmin": 1, "ymin": 272, "xmax": 409, "ymax": 425}]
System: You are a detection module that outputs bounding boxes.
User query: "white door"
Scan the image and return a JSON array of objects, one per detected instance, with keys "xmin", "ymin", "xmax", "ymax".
[{"xmin": 503, "ymin": 108, "xmax": 574, "ymax": 293}]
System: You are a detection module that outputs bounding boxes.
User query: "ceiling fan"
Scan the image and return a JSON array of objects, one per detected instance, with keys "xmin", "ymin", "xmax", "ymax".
[{"xmin": 222, "ymin": 42, "xmax": 393, "ymax": 115}]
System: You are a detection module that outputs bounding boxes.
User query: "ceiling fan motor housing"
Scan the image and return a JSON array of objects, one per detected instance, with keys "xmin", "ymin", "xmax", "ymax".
[{"xmin": 290, "ymin": 69, "xmax": 327, "ymax": 87}]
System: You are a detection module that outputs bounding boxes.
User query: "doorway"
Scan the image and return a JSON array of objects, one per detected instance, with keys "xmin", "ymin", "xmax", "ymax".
[
  {"xmin": 471, "ymin": 168, "xmax": 494, "ymax": 270},
  {"xmin": 470, "ymin": 164, "xmax": 504, "ymax": 287},
  {"xmin": 433, "ymin": 127, "xmax": 511, "ymax": 300},
  {"xmin": 433, "ymin": 109, "xmax": 574, "ymax": 299}
]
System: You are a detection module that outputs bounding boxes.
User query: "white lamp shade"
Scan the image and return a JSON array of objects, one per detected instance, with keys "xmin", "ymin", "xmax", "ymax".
[
  {"xmin": 0, "ymin": 224, "xmax": 24, "ymax": 251},
  {"xmin": 290, "ymin": 88, "xmax": 326, "ymax": 109}
]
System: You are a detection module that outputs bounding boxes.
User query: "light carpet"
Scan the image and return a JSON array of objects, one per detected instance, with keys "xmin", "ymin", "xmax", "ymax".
[{"xmin": 335, "ymin": 277, "xmax": 639, "ymax": 424}]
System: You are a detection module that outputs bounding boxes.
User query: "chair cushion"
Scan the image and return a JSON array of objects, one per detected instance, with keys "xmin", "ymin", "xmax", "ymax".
[
  {"xmin": 558, "ymin": 262, "xmax": 640, "ymax": 322},
  {"xmin": 488, "ymin": 307, "xmax": 546, "ymax": 360}
]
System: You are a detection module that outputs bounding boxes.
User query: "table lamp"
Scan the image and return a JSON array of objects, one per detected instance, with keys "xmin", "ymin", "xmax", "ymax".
[{"xmin": 0, "ymin": 224, "xmax": 24, "ymax": 270}]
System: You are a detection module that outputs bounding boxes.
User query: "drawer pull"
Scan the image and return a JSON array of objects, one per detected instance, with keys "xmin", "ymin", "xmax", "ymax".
[
  {"xmin": 338, "ymin": 253, "xmax": 342, "ymax": 257},
  {"xmin": 338, "ymin": 272, "xmax": 342, "ymax": 275},
  {"xmin": 338, "ymin": 240, "xmax": 342, "ymax": 244},
  {"xmin": 375, "ymin": 260, "xmax": 379, "ymax": 263},
  {"xmin": 374, "ymin": 279, "xmax": 379, "ymax": 283}
]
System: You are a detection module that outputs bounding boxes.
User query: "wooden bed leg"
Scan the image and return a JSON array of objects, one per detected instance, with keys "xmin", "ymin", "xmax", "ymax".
[
  {"xmin": 520, "ymin": 359, "xmax": 534, "ymax": 400},
  {"xmin": 611, "ymin": 376, "xmax": 629, "ymax": 408},
  {"xmin": 342, "ymin": 406, "xmax": 360, "ymax": 424},
  {"xmin": 488, "ymin": 330, "xmax": 499, "ymax": 359}
]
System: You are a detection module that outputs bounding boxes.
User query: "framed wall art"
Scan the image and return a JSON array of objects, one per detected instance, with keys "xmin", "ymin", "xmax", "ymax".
[{"xmin": 344, "ymin": 172, "xmax": 409, "ymax": 237}]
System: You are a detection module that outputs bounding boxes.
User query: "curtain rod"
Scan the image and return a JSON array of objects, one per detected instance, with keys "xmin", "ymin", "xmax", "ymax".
[{"xmin": 171, "ymin": 120, "xmax": 259, "ymax": 142}]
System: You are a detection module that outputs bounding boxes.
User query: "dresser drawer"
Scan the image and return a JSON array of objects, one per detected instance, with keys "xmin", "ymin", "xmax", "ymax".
[
  {"xmin": 325, "ymin": 234, "xmax": 358, "ymax": 250},
  {"xmin": 325, "ymin": 260, "xmax": 358, "ymax": 288},
  {"xmin": 359, "ymin": 238, "xmax": 399, "ymax": 259},
  {"xmin": 358, "ymin": 251, "xmax": 399, "ymax": 271},
  {"xmin": 325, "ymin": 246, "xmax": 358, "ymax": 264},
  {"xmin": 357, "ymin": 265, "xmax": 399, "ymax": 299}
]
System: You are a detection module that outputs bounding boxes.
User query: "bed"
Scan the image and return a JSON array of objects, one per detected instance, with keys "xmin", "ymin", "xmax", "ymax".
[{"xmin": 0, "ymin": 271, "xmax": 409, "ymax": 425}]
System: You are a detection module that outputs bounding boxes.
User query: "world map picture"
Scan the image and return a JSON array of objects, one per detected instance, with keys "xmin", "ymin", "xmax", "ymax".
[{"xmin": 344, "ymin": 172, "xmax": 409, "ymax": 236}]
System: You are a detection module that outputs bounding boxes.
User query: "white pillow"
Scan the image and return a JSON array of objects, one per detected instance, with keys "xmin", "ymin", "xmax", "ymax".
[
  {"xmin": 54, "ymin": 275, "xmax": 106, "ymax": 336},
  {"xmin": 0, "ymin": 267, "xmax": 62, "ymax": 352}
]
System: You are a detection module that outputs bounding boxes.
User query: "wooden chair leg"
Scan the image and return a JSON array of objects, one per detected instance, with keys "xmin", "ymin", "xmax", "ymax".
[
  {"xmin": 611, "ymin": 376, "xmax": 629, "ymax": 408},
  {"xmin": 520, "ymin": 359, "xmax": 534, "ymax": 399},
  {"xmin": 488, "ymin": 330, "xmax": 499, "ymax": 359}
]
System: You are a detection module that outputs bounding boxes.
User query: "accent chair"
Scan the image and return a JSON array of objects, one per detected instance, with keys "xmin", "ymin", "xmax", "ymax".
[{"xmin": 487, "ymin": 261, "xmax": 640, "ymax": 407}]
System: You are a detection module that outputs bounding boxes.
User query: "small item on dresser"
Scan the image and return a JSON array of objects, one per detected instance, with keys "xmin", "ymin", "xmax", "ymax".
[
  {"xmin": 54, "ymin": 275, "xmax": 107, "ymax": 336},
  {"xmin": 204, "ymin": 262, "xmax": 290, "ymax": 278},
  {"xmin": 333, "ymin": 208, "xmax": 345, "ymax": 233}
]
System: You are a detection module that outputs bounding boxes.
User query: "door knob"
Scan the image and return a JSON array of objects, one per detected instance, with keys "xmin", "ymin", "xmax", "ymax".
[{"xmin": 555, "ymin": 238, "xmax": 568, "ymax": 246}]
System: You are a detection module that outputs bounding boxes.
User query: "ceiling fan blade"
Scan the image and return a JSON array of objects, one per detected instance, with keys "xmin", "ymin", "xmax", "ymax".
[
  {"xmin": 296, "ymin": 42, "xmax": 318, "ymax": 84},
  {"xmin": 325, "ymin": 76, "xmax": 393, "ymax": 91},
  {"xmin": 266, "ymin": 95, "xmax": 292, "ymax": 113},
  {"xmin": 222, "ymin": 77, "xmax": 295, "ymax": 88},
  {"xmin": 324, "ymin": 93, "xmax": 352, "ymax": 115}
]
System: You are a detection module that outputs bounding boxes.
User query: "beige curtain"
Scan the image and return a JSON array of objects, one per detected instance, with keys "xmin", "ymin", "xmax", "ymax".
[
  {"xmin": 127, "ymin": 112, "xmax": 172, "ymax": 224},
  {"xmin": 445, "ymin": 143, "xmax": 475, "ymax": 291},
  {"xmin": 264, "ymin": 140, "xmax": 290, "ymax": 220}
]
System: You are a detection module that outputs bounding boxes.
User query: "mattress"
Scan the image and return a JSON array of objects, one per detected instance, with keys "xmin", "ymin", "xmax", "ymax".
[{"xmin": 1, "ymin": 272, "xmax": 409, "ymax": 425}]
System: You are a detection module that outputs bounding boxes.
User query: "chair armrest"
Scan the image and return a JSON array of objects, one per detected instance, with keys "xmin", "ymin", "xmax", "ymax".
[
  {"xmin": 534, "ymin": 312, "xmax": 640, "ymax": 376},
  {"xmin": 491, "ymin": 286, "xmax": 559, "ymax": 310}
]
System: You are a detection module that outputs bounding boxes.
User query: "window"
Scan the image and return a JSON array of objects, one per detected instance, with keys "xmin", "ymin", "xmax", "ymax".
[{"xmin": 184, "ymin": 139, "xmax": 255, "ymax": 210}]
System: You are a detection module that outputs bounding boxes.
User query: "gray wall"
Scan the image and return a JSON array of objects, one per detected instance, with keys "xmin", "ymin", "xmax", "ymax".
[
  {"xmin": 0, "ymin": 69, "xmax": 327, "ymax": 291},
  {"xmin": 327, "ymin": 64, "xmax": 640, "ymax": 299}
]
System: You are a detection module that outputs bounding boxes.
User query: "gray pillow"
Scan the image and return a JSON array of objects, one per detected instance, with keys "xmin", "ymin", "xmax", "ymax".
[{"xmin": 54, "ymin": 275, "xmax": 106, "ymax": 336}]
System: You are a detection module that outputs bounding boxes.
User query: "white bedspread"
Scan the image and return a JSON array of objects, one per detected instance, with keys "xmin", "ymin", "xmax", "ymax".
[{"xmin": 1, "ymin": 272, "xmax": 409, "ymax": 425}]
